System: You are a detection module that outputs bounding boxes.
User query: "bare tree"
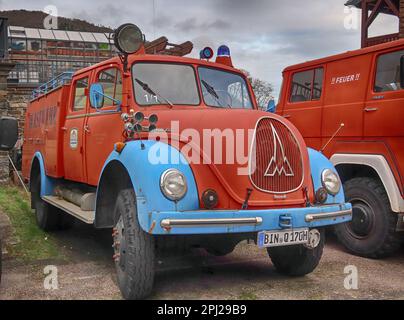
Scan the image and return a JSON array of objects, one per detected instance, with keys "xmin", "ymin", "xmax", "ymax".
[{"xmin": 241, "ymin": 70, "xmax": 274, "ymax": 110}]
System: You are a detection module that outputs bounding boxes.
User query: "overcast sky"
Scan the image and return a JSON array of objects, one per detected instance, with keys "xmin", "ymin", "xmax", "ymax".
[{"xmin": 0, "ymin": 0, "xmax": 398, "ymax": 99}]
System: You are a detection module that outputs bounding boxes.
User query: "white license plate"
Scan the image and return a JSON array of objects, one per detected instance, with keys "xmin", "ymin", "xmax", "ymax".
[{"xmin": 258, "ymin": 228, "xmax": 309, "ymax": 248}]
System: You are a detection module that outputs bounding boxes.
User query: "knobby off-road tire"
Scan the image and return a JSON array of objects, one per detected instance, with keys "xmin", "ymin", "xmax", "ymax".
[
  {"xmin": 334, "ymin": 177, "xmax": 402, "ymax": 259},
  {"xmin": 31, "ymin": 174, "xmax": 74, "ymax": 232},
  {"xmin": 267, "ymin": 230, "xmax": 325, "ymax": 276},
  {"xmin": 113, "ymin": 189, "xmax": 155, "ymax": 300}
]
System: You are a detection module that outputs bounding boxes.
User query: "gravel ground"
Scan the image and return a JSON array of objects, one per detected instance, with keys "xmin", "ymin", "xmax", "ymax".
[{"xmin": 0, "ymin": 222, "xmax": 404, "ymax": 300}]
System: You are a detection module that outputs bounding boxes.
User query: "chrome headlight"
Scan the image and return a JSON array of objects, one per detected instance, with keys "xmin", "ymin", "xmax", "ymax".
[
  {"xmin": 321, "ymin": 169, "xmax": 341, "ymax": 196},
  {"xmin": 160, "ymin": 169, "xmax": 188, "ymax": 201}
]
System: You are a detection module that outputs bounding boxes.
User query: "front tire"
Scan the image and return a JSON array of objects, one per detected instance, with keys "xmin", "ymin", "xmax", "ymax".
[
  {"xmin": 113, "ymin": 189, "xmax": 155, "ymax": 300},
  {"xmin": 268, "ymin": 230, "xmax": 324, "ymax": 276},
  {"xmin": 334, "ymin": 177, "xmax": 402, "ymax": 259}
]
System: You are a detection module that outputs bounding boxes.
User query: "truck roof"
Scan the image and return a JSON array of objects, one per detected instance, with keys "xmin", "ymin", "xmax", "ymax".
[
  {"xmin": 75, "ymin": 52, "xmax": 239, "ymax": 77},
  {"xmin": 283, "ymin": 38, "xmax": 404, "ymax": 73}
]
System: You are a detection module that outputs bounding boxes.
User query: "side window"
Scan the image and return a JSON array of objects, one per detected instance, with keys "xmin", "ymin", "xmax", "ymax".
[
  {"xmin": 97, "ymin": 68, "xmax": 122, "ymax": 107},
  {"xmin": 375, "ymin": 50, "xmax": 404, "ymax": 93},
  {"xmin": 73, "ymin": 77, "xmax": 89, "ymax": 111},
  {"xmin": 290, "ymin": 68, "xmax": 324, "ymax": 103}
]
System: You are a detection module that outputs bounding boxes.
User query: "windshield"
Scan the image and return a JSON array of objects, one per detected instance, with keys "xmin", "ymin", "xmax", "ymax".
[
  {"xmin": 132, "ymin": 63, "xmax": 200, "ymax": 106},
  {"xmin": 198, "ymin": 67, "xmax": 253, "ymax": 109}
]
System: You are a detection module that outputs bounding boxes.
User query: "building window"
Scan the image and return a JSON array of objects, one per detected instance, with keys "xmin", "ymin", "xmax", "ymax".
[
  {"xmin": 290, "ymin": 68, "xmax": 324, "ymax": 103},
  {"xmin": 97, "ymin": 68, "xmax": 122, "ymax": 107},
  {"xmin": 375, "ymin": 50, "xmax": 404, "ymax": 92},
  {"xmin": 73, "ymin": 77, "xmax": 88, "ymax": 111}
]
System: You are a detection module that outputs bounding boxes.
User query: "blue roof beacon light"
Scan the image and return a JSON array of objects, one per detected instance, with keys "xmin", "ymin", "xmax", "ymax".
[
  {"xmin": 200, "ymin": 47, "xmax": 214, "ymax": 60},
  {"xmin": 215, "ymin": 45, "xmax": 233, "ymax": 67},
  {"xmin": 217, "ymin": 45, "xmax": 231, "ymax": 57}
]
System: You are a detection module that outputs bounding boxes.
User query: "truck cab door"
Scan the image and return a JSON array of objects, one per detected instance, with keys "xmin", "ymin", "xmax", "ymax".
[
  {"xmin": 63, "ymin": 75, "xmax": 89, "ymax": 183},
  {"xmin": 365, "ymin": 49, "xmax": 404, "ymax": 190},
  {"xmin": 85, "ymin": 66, "xmax": 124, "ymax": 186},
  {"xmin": 281, "ymin": 67, "xmax": 324, "ymax": 150}
]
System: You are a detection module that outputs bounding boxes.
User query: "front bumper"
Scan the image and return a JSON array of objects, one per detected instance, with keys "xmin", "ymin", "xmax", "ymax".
[{"xmin": 146, "ymin": 203, "xmax": 352, "ymax": 235}]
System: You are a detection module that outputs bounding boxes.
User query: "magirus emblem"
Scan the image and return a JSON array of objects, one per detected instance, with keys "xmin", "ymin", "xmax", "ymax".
[{"xmin": 264, "ymin": 123, "xmax": 294, "ymax": 177}]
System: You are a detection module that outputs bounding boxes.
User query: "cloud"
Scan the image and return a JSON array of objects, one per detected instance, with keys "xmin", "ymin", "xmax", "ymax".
[{"xmin": 1, "ymin": 0, "xmax": 396, "ymax": 97}]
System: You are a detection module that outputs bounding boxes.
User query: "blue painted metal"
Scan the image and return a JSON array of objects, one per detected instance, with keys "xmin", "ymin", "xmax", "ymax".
[
  {"xmin": 89, "ymin": 83, "xmax": 122, "ymax": 112},
  {"xmin": 32, "ymin": 152, "xmax": 56, "ymax": 197},
  {"xmin": 146, "ymin": 203, "xmax": 352, "ymax": 235},
  {"xmin": 31, "ymin": 72, "xmax": 74, "ymax": 100},
  {"xmin": 307, "ymin": 148, "xmax": 345, "ymax": 205},
  {"xmin": 97, "ymin": 140, "xmax": 200, "ymax": 231}
]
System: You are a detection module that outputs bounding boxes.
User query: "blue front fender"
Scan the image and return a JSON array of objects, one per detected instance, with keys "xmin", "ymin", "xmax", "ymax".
[
  {"xmin": 97, "ymin": 140, "xmax": 200, "ymax": 231},
  {"xmin": 307, "ymin": 148, "xmax": 345, "ymax": 204}
]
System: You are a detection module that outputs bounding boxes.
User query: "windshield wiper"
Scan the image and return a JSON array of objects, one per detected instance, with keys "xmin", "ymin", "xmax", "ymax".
[
  {"xmin": 135, "ymin": 78, "xmax": 174, "ymax": 109},
  {"xmin": 201, "ymin": 80, "xmax": 231, "ymax": 108}
]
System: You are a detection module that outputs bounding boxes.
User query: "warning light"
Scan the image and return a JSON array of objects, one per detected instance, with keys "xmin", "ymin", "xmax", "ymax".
[
  {"xmin": 217, "ymin": 45, "xmax": 231, "ymax": 57},
  {"xmin": 215, "ymin": 45, "xmax": 233, "ymax": 67},
  {"xmin": 200, "ymin": 47, "xmax": 214, "ymax": 60}
]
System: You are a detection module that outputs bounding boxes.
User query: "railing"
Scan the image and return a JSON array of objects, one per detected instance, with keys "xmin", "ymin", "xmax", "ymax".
[
  {"xmin": 365, "ymin": 33, "xmax": 399, "ymax": 47},
  {"xmin": 31, "ymin": 71, "xmax": 74, "ymax": 99},
  {"xmin": 8, "ymin": 57, "xmax": 99, "ymax": 86}
]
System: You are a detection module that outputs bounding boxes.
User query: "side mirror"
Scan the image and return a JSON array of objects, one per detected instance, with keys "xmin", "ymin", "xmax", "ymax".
[
  {"xmin": 400, "ymin": 55, "xmax": 404, "ymax": 89},
  {"xmin": 266, "ymin": 99, "xmax": 276, "ymax": 113},
  {"xmin": 89, "ymin": 83, "xmax": 105, "ymax": 109},
  {"xmin": 0, "ymin": 117, "xmax": 18, "ymax": 151}
]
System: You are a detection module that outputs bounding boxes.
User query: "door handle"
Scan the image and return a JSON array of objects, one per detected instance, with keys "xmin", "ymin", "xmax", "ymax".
[
  {"xmin": 364, "ymin": 107, "xmax": 379, "ymax": 112},
  {"xmin": 84, "ymin": 125, "xmax": 91, "ymax": 133}
]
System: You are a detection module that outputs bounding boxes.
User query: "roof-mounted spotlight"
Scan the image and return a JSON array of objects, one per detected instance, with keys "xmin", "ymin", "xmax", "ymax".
[
  {"xmin": 200, "ymin": 47, "xmax": 214, "ymax": 60},
  {"xmin": 215, "ymin": 44, "xmax": 233, "ymax": 67},
  {"xmin": 114, "ymin": 23, "xmax": 145, "ymax": 71},
  {"xmin": 114, "ymin": 23, "xmax": 145, "ymax": 55}
]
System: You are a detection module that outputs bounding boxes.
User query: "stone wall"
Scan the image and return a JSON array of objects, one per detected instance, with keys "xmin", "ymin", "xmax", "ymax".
[{"xmin": 0, "ymin": 61, "xmax": 30, "ymax": 183}]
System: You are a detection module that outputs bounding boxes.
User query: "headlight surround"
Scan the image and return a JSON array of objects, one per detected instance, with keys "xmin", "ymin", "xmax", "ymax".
[
  {"xmin": 321, "ymin": 169, "xmax": 341, "ymax": 196},
  {"xmin": 160, "ymin": 169, "xmax": 188, "ymax": 201}
]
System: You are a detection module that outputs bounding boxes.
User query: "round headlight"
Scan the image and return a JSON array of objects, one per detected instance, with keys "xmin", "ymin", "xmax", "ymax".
[
  {"xmin": 114, "ymin": 23, "xmax": 144, "ymax": 55},
  {"xmin": 321, "ymin": 169, "xmax": 341, "ymax": 196},
  {"xmin": 160, "ymin": 169, "xmax": 188, "ymax": 201}
]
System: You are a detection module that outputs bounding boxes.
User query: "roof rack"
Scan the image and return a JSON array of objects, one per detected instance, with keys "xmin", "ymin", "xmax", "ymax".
[{"xmin": 31, "ymin": 71, "xmax": 74, "ymax": 100}]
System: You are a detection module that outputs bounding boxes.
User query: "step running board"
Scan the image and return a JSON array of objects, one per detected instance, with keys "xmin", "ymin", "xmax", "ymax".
[{"xmin": 42, "ymin": 196, "xmax": 95, "ymax": 224}]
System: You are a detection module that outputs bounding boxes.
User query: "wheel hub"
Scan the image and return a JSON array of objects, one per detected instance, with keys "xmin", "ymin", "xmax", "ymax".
[{"xmin": 350, "ymin": 202, "xmax": 374, "ymax": 237}]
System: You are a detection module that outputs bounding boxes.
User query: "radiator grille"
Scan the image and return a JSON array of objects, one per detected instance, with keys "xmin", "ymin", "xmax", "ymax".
[{"xmin": 250, "ymin": 118, "xmax": 303, "ymax": 193}]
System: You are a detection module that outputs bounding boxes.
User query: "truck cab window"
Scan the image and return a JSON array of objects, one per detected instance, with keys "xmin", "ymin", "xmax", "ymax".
[
  {"xmin": 290, "ymin": 68, "xmax": 323, "ymax": 103},
  {"xmin": 375, "ymin": 50, "xmax": 404, "ymax": 92},
  {"xmin": 73, "ymin": 77, "xmax": 89, "ymax": 111},
  {"xmin": 98, "ymin": 68, "xmax": 122, "ymax": 107}
]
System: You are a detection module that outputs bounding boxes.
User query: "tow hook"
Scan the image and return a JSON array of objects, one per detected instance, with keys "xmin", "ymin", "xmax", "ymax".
[{"xmin": 304, "ymin": 229, "xmax": 321, "ymax": 249}]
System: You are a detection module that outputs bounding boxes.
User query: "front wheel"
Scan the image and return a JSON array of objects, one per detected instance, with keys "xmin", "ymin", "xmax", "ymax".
[
  {"xmin": 113, "ymin": 189, "xmax": 155, "ymax": 300},
  {"xmin": 267, "ymin": 230, "xmax": 324, "ymax": 276}
]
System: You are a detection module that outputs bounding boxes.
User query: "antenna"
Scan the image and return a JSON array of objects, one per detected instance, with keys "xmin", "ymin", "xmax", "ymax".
[
  {"xmin": 152, "ymin": 0, "xmax": 156, "ymax": 39},
  {"xmin": 320, "ymin": 123, "xmax": 345, "ymax": 153}
]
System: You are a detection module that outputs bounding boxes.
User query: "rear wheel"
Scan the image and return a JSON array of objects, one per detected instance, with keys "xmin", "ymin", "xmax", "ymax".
[
  {"xmin": 334, "ymin": 177, "xmax": 402, "ymax": 259},
  {"xmin": 113, "ymin": 189, "xmax": 155, "ymax": 300},
  {"xmin": 267, "ymin": 230, "xmax": 324, "ymax": 276},
  {"xmin": 32, "ymin": 175, "xmax": 59, "ymax": 231},
  {"xmin": 31, "ymin": 174, "xmax": 74, "ymax": 231}
]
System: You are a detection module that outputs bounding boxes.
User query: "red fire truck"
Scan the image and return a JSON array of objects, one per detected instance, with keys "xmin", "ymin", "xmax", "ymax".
[
  {"xmin": 22, "ymin": 24, "xmax": 351, "ymax": 299},
  {"xmin": 277, "ymin": 39, "xmax": 404, "ymax": 259}
]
